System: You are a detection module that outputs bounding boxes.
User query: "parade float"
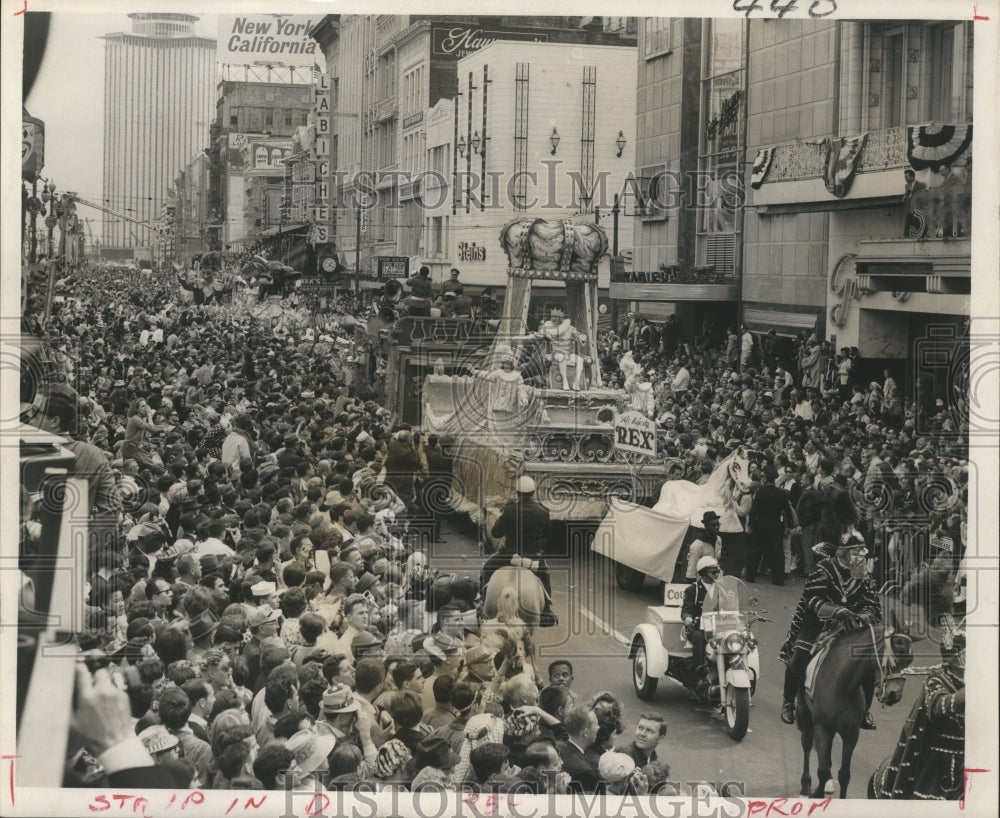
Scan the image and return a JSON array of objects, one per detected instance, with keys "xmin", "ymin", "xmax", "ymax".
[{"xmin": 399, "ymin": 217, "xmax": 675, "ymax": 540}]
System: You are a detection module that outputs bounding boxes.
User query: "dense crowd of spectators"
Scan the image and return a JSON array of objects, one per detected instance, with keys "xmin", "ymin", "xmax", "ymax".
[
  {"xmin": 596, "ymin": 313, "xmax": 968, "ymax": 587},
  {"xmin": 19, "ymin": 263, "xmax": 966, "ymax": 794}
]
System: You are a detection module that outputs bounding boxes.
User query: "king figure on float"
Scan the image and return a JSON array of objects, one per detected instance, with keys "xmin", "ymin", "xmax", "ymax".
[{"xmin": 537, "ymin": 307, "xmax": 588, "ymax": 391}]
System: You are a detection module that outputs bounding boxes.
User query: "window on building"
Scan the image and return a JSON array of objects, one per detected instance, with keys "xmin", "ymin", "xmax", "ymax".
[
  {"xmin": 284, "ymin": 110, "xmax": 293, "ymax": 127},
  {"xmin": 265, "ymin": 110, "xmax": 274, "ymax": 127},
  {"xmin": 431, "ymin": 216, "xmax": 444, "ymax": 256},
  {"xmin": 868, "ymin": 21, "xmax": 973, "ymax": 129},
  {"xmin": 380, "ymin": 51, "xmax": 396, "ymax": 99},
  {"xmin": 643, "ymin": 18, "xmax": 671, "ymax": 59},
  {"xmin": 400, "ymin": 200, "xmax": 421, "ymax": 255},
  {"xmin": 230, "ymin": 112, "xmax": 239, "ymax": 127},
  {"xmin": 633, "ymin": 164, "xmax": 668, "ymax": 220},
  {"xmin": 696, "ymin": 18, "xmax": 745, "ymax": 278}
]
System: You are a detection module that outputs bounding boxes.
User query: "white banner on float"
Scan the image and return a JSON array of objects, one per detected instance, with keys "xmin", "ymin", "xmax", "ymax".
[{"xmin": 218, "ymin": 15, "xmax": 321, "ymax": 67}]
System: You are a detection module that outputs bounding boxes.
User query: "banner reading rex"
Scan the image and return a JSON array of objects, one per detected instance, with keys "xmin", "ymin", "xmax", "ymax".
[
  {"xmin": 614, "ymin": 411, "xmax": 658, "ymax": 458},
  {"xmin": 218, "ymin": 15, "xmax": 319, "ymax": 67}
]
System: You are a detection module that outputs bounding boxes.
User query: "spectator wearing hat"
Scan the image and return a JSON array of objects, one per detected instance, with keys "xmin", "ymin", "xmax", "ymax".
[
  {"xmin": 406, "ymin": 735, "xmax": 462, "ymax": 783},
  {"xmin": 686, "ymin": 511, "xmax": 723, "ymax": 581},
  {"xmin": 598, "ymin": 751, "xmax": 649, "ymax": 795},
  {"xmin": 243, "ymin": 606, "xmax": 281, "ymax": 684},
  {"xmin": 249, "ymin": 579, "xmax": 279, "ymax": 610},
  {"xmin": 321, "ymin": 683, "xmax": 378, "ymax": 773},
  {"xmin": 285, "ymin": 725, "xmax": 336, "ymax": 782},
  {"xmin": 138, "ymin": 724, "xmax": 181, "ymax": 765},
  {"xmin": 438, "ymin": 291, "xmax": 458, "ymax": 318},
  {"xmin": 186, "ymin": 615, "xmax": 219, "ymax": 666},
  {"xmin": 352, "ymin": 629, "xmax": 386, "ymax": 662},
  {"xmin": 374, "ymin": 738, "xmax": 413, "ymax": 782},
  {"xmin": 747, "ymin": 464, "xmax": 799, "ymax": 585},
  {"xmin": 440, "ymin": 267, "xmax": 462, "ymax": 297}
]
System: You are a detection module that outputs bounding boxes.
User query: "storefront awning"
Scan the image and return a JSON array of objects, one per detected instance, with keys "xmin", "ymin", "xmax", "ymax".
[
  {"xmin": 609, "ymin": 282, "xmax": 738, "ymax": 301},
  {"xmin": 743, "ymin": 307, "xmax": 818, "ymax": 338}
]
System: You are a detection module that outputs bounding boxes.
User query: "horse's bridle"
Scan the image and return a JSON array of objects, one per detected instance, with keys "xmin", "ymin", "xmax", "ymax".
[{"xmin": 871, "ymin": 624, "xmax": 911, "ymax": 705}]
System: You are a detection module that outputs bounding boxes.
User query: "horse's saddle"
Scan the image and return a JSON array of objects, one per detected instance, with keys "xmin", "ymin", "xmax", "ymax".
[{"xmin": 804, "ymin": 642, "xmax": 834, "ymax": 699}]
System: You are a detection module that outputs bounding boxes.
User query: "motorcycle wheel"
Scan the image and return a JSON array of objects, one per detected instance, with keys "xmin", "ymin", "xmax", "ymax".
[
  {"xmin": 615, "ymin": 563, "xmax": 645, "ymax": 592},
  {"xmin": 632, "ymin": 636, "xmax": 658, "ymax": 701},
  {"xmin": 725, "ymin": 684, "xmax": 750, "ymax": 741}
]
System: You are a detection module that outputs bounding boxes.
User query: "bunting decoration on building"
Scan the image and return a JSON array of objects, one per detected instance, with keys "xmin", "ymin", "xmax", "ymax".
[
  {"xmin": 906, "ymin": 123, "xmax": 972, "ymax": 173},
  {"xmin": 823, "ymin": 133, "xmax": 867, "ymax": 198},
  {"xmin": 749, "ymin": 148, "xmax": 774, "ymax": 190}
]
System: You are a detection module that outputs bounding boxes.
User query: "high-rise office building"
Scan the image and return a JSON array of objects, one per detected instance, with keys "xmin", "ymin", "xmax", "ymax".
[{"xmin": 102, "ymin": 13, "xmax": 215, "ymax": 253}]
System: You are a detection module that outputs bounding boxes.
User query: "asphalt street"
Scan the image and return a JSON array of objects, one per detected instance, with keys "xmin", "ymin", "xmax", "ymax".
[{"xmin": 425, "ymin": 516, "xmax": 927, "ymax": 799}]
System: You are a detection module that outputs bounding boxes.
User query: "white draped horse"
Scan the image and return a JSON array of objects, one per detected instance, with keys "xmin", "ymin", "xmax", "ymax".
[{"xmin": 652, "ymin": 446, "xmax": 753, "ymax": 533}]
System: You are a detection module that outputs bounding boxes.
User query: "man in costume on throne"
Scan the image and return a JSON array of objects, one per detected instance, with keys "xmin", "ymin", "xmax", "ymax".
[{"xmin": 537, "ymin": 308, "xmax": 587, "ymax": 391}]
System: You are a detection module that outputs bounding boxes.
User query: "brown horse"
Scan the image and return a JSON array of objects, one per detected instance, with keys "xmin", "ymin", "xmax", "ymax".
[{"xmin": 796, "ymin": 625, "xmax": 913, "ymax": 798}]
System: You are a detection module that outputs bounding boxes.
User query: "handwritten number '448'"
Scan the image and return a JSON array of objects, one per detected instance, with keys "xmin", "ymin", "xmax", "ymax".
[{"xmin": 732, "ymin": 0, "xmax": 838, "ymax": 16}]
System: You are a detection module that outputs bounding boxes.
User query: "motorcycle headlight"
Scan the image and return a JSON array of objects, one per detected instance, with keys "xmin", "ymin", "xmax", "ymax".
[{"xmin": 724, "ymin": 633, "xmax": 746, "ymax": 652}]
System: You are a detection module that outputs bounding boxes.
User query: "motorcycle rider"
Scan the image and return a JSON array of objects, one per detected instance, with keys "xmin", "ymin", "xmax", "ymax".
[
  {"xmin": 779, "ymin": 530, "xmax": 881, "ymax": 728},
  {"xmin": 681, "ymin": 556, "xmax": 723, "ymax": 689}
]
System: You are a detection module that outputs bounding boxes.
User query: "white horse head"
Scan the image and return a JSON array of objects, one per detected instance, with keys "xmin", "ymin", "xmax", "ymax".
[{"xmin": 654, "ymin": 446, "xmax": 752, "ymax": 533}]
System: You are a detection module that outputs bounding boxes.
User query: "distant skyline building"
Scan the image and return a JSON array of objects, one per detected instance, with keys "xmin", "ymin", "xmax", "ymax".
[{"xmin": 102, "ymin": 13, "xmax": 215, "ymax": 253}]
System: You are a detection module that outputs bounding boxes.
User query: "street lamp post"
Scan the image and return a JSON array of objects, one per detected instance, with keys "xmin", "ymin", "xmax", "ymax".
[
  {"xmin": 41, "ymin": 181, "xmax": 57, "ymax": 258},
  {"xmin": 26, "ymin": 178, "xmax": 43, "ymax": 264}
]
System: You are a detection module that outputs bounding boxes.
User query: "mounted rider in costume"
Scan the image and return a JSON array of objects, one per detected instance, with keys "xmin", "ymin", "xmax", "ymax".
[
  {"xmin": 482, "ymin": 476, "xmax": 554, "ymax": 617},
  {"xmin": 779, "ymin": 530, "xmax": 882, "ymax": 728}
]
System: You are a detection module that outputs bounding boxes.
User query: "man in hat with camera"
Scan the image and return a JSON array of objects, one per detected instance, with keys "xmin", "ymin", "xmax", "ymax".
[{"xmin": 779, "ymin": 530, "xmax": 881, "ymax": 728}]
